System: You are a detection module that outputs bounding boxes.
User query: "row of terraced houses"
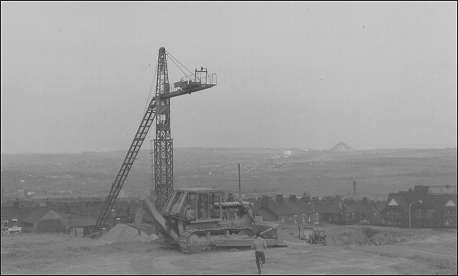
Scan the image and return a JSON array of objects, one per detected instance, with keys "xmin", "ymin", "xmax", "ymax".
[
  {"xmin": 1, "ymin": 185, "xmax": 456, "ymax": 233},
  {"xmin": 250, "ymin": 185, "xmax": 456, "ymax": 228}
]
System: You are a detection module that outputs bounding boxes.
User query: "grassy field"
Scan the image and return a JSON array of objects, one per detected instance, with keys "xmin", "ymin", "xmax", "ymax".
[
  {"xmin": 1, "ymin": 148, "xmax": 456, "ymax": 199},
  {"xmin": 1, "ymin": 225, "xmax": 456, "ymax": 274}
]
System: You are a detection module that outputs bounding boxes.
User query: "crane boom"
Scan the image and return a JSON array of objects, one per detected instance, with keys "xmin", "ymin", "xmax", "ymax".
[
  {"xmin": 95, "ymin": 97, "xmax": 159, "ymax": 228},
  {"xmin": 95, "ymin": 73, "xmax": 216, "ymax": 229}
]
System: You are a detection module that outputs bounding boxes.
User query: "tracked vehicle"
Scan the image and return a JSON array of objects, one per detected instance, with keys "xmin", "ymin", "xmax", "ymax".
[{"xmin": 143, "ymin": 188, "xmax": 287, "ymax": 253}]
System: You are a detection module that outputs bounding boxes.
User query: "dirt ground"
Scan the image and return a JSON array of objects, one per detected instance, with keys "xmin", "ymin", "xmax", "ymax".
[{"xmin": 1, "ymin": 225, "xmax": 456, "ymax": 275}]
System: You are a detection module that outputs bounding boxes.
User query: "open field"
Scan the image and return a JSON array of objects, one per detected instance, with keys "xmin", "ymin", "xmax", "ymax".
[
  {"xmin": 2, "ymin": 148, "xmax": 456, "ymax": 199},
  {"xmin": 2, "ymin": 148, "xmax": 456, "ymax": 274},
  {"xmin": 1, "ymin": 225, "xmax": 456, "ymax": 275}
]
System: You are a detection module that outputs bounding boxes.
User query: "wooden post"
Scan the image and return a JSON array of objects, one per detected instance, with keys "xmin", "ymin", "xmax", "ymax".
[
  {"xmin": 219, "ymin": 194, "xmax": 223, "ymax": 220},
  {"xmin": 238, "ymin": 163, "xmax": 241, "ymax": 199}
]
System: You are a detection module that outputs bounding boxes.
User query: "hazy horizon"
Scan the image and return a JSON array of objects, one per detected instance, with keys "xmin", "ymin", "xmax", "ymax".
[
  {"xmin": 1, "ymin": 145, "xmax": 456, "ymax": 155},
  {"xmin": 2, "ymin": 2, "xmax": 457, "ymax": 154}
]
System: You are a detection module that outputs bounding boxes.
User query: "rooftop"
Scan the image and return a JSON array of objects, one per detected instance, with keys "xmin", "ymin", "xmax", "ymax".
[{"xmin": 175, "ymin": 187, "xmax": 223, "ymax": 192}]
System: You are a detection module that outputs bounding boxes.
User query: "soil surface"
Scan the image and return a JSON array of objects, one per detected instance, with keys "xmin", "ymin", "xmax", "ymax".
[{"xmin": 1, "ymin": 225, "xmax": 456, "ymax": 274}]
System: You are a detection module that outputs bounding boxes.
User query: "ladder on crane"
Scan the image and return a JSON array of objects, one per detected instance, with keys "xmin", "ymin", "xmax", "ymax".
[{"xmin": 95, "ymin": 97, "xmax": 160, "ymax": 228}]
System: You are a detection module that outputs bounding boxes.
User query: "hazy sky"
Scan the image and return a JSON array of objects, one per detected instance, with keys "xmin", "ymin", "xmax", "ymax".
[{"xmin": 1, "ymin": 1, "xmax": 457, "ymax": 153}]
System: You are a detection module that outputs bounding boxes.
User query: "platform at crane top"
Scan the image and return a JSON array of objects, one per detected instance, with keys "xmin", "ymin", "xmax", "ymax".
[{"xmin": 1, "ymin": 224, "xmax": 456, "ymax": 275}]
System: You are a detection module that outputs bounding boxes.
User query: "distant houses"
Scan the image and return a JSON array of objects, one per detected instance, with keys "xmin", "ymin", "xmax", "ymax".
[
  {"xmin": 255, "ymin": 194, "xmax": 312, "ymax": 223},
  {"xmin": 253, "ymin": 193, "xmax": 384, "ymax": 226},
  {"xmin": 2, "ymin": 207, "xmax": 97, "ymax": 235},
  {"xmin": 313, "ymin": 196, "xmax": 345, "ymax": 224},
  {"xmin": 1, "ymin": 197, "xmax": 141, "ymax": 235},
  {"xmin": 2, "ymin": 185, "xmax": 456, "ymax": 232},
  {"xmin": 251, "ymin": 185, "xmax": 456, "ymax": 229},
  {"xmin": 381, "ymin": 185, "xmax": 457, "ymax": 228}
]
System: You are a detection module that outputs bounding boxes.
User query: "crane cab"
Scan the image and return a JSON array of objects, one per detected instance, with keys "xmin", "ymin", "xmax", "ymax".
[
  {"xmin": 174, "ymin": 80, "xmax": 201, "ymax": 90},
  {"xmin": 173, "ymin": 67, "xmax": 217, "ymax": 92},
  {"xmin": 163, "ymin": 188, "xmax": 225, "ymax": 223}
]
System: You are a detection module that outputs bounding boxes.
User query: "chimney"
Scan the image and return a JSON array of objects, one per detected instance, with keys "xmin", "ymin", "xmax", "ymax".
[{"xmin": 353, "ymin": 181, "xmax": 356, "ymax": 196}]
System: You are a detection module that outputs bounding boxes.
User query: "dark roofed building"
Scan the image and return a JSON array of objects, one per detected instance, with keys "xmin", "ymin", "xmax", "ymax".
[
  {"xmin": 2, "ymin": 206, "xmax": 50, "ymax": 232},
  {"xmin": 254, "ymin": 196, "xmax": 279, "ymax": 221},
  {"xmin": 22, "ymin": 208, "xmax": 51, "ymax": 224},
  {"xmin": 35, "ymin": 210, "xmax": 66, "ymax": 233},
  {"xmin": 382, "ymin": 185, "xmax": 456, "ymax": 228},
  {"xmin": 288, "ymin": 194, "xmax": 297, "ymax": 202},
  {"xmin": 254, "ymin": 194, "xmax": 313, "ymax": 223},
  {"xmin": 342, "ymin": 198, "xmax": 385, "ymax": 225},
  {"xmin": 1, "ymin": 204, "xmax": 97, "ymax": 234},
  {"xmin": 417, "ymin": 194, "xmax": 456, "ymax": 228},
  {"xmin": 313, "ymin": 197, "xmax": 344, "ymax": 224},
  {"xmin": 64, "ymin": 213, "xmax": 97, "ymax": 236},
  {"xmin": 263, "ymin": 195, "xmax": 294, "ymax": 221},
  {"xmin": 255, "ymin": 207, "xmax": 278, "ymax": 221}
]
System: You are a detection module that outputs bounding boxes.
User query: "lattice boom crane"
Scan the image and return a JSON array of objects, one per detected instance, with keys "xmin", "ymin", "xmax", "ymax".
[{"xmin": 95, "ymin": 47, "xmax": 216, "ymax": 228}]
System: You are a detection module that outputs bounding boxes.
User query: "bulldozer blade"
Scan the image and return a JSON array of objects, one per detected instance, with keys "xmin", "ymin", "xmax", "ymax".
[{"xmin": 144, "ymin": 196, "xmax": 179, "ymax": 242}]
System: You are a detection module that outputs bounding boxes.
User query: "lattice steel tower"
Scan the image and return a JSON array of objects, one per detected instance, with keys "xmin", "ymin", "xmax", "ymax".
[
  {"xmin": 94, "ymin": 46, "xmax": 216, "ymax": 228},
  {"xmin": 153, "ymin": 47, "xmax": 173, "ymax": 209}
]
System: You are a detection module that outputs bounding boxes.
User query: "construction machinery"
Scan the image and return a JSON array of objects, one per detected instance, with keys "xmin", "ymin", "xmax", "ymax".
[
  {"xmin": 301, "ymin": 225, "xmax": 327, "ymax": 245},
  {"xmin": 94, "ymin": 47, "xmax": 216, "ymax": 229},
  {"xmin": 143, "ymin": 188, "xmax": 287, "ymax": 253},
  {"xmin": 92, "ymin": 47, "xmax": 286, "ymax": 253}
]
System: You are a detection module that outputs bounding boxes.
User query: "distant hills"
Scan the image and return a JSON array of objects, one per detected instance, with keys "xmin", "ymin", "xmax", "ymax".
[{"xmin": 329, "ymin": 142, "xmax": 353, "ymax": 152}]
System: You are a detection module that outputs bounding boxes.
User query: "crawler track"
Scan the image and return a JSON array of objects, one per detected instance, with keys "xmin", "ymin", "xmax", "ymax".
[{"xmin": 178, "ymin": 226, "xmax": 255, "ymax": 254}]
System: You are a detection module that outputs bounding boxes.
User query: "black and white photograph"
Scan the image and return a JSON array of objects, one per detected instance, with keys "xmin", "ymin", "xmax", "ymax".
[{"xmin": 1, "ymin": 1, "xmax": 457, "ymax": 275}]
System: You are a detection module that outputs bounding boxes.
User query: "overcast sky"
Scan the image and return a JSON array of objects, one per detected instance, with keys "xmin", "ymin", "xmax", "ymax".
[{"xmin": 1, "ymin": 1, "xmax": 456, "ymax": 153}]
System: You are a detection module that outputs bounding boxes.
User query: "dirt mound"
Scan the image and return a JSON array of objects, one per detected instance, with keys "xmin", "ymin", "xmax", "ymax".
[{"xmin": 98, "ymin": 224, "xmax": 158, "ymax": 244}]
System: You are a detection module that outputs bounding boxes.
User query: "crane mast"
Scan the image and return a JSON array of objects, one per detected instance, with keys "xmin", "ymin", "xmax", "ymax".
[
  {"xmin": 95, "ymin": 47, "xmax": 216, "ymax": 229},
  {"xmin": 154, "ymin": 47, "xmax": 174, "ymax": 209}
]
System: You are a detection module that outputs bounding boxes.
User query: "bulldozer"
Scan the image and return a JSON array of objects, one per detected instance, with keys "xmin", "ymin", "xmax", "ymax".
[{"xmin": 142, "ymin": 187, "xmax": 287, "ymax": 253}]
